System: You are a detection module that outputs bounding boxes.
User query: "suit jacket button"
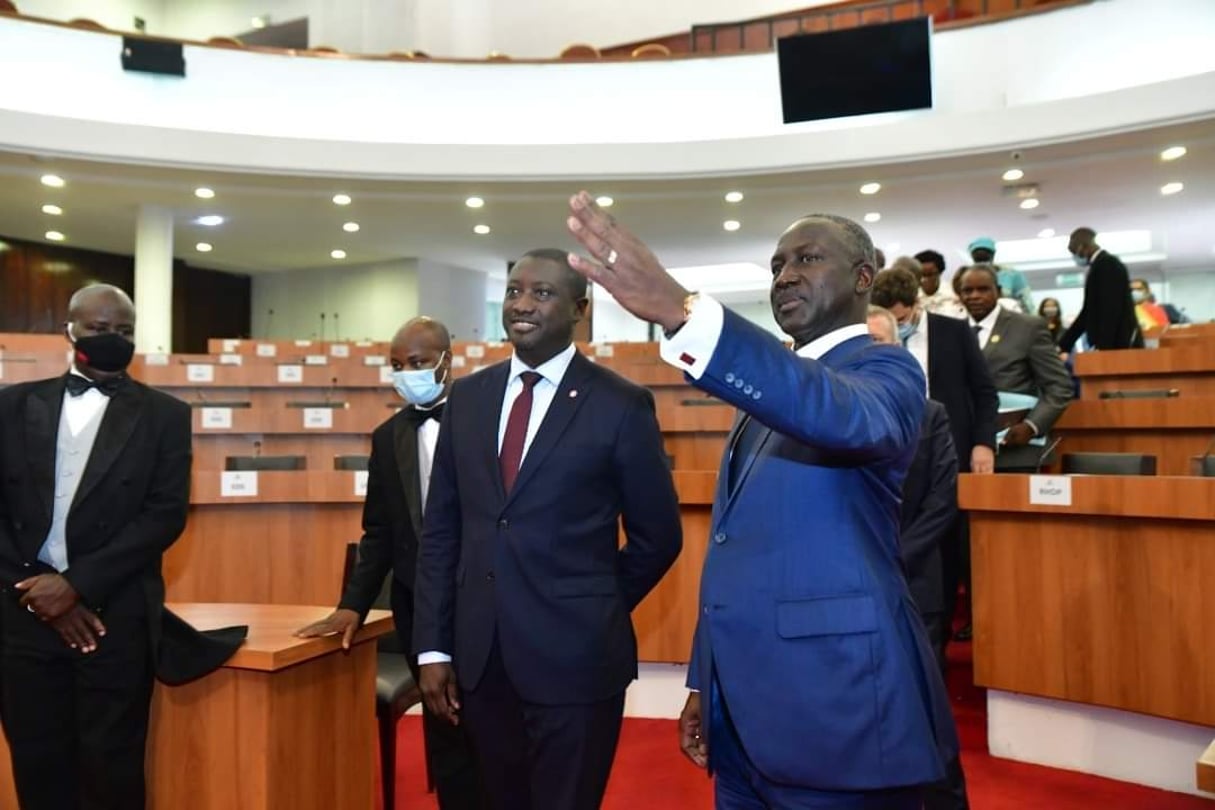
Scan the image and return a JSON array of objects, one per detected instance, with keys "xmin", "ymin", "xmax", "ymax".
[
  {"xmin": 734, "ymin": 379, "xmax": 744, "ymax": 389},
  {"xmin": 486, "ymin": 571, "xmax": 495, "ymax": 582},
  {"xmin": 743, "ymin": 385, "xmax": 753, "ymax": 394},
  {"xmin": 752, "ymin": 391, "xmax": 762, "ymax": 400},
  {"xmin": 724, "ymin": 373, "xmax": 736, "ymax": 383},
  {"xmin": 702, "ymin": 605, "xmax": 709, "ymax": 615},
  {"xmin": 498, "ymin": 519, "xmax": 509, "ymax": 530},
  {"xmin": 713, "ymin": 532, "xmax": 726, "ymax": 544}
]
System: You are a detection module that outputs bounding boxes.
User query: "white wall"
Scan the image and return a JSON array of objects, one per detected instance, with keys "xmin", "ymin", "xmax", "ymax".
[
  {"xmin": 16, "ymin": 0, "xmax": 164, "ymax": 31},
  {"xmin": 1162, "ymin": 270, "xmax": 1215, "ymax": 322},
  {"xmin": 251, "ymin": 259, "xmax": 418, "ymax": 340},
  {"xmin": 415, "ymin": 259, "xmax": 490, "ymax": 343}
]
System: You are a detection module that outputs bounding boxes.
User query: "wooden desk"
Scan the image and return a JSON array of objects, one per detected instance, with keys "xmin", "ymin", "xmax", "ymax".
[
  {"xmin": 0, "ymin": 603, "xmax": 392, "ymax": 810},
  {"xmin": 960, "ymin": 474, "xmax": 1215, "ymax": 727},
  {"xmin": 1075, "ymin": 344, "xmax": 1215, "ymax": 399},
  {"xmin": 1051, "ymin": 397, "xmax": 1215, "ymax": 476}
]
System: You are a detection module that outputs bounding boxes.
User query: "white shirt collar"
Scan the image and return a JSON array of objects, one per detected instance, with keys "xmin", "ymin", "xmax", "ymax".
[
  {"xmin": 793, "ymin": 323, "xmax": 871, "ymax": 360},
  {"xmin": 509, "ymin": 342, "xmax": 577, "ymax": 386},
  {"xmin": 970, "ymin": 306, "xmax": 1001, "ymax": 331},
  {"xmin": 1090, "ymin": 248, "xmax": 1104, "ymax": 262}
]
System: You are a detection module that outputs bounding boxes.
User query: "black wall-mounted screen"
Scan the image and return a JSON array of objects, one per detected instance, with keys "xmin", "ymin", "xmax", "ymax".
[{"xmin": 777, "ymin": 18, "xmax": 932, "ymax": 124}]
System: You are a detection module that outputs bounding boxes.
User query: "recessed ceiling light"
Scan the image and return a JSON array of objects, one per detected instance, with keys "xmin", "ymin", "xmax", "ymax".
[
  {"xmin": 465, "ymin": 196, "xmax": 485, "ymax": 209},
  {"xmin": 330, "ymin": 249, "xmax": 347, "ymax": 259},
  {"xmin": 1160, "ymin": 146, "xmax": 1187, "ymax": 162},
  {"xmin": 1019, "ymin": 198, "xmax": 1040, "ymax": 210},
  {"xmin": 473, "ymin": 224, "xmax": 491, "ymax": 235},
  {"xmin": 41, "ymin": 204, "xmax": 62, "ymax": 216},
  {"xmin": 859, "ymin": 182, "xmax": 881, "ymax": 195},
  {"xmin": 196, "ymin": 215, "xmax": 225, "ymax": 227},
  {"xmin": 332, "ymin": 193, "xmax": 352, "ymax": 206},
  {"xmin": 595, "ymin": 196, "xmax": 614, "ymax": 207},
  {"xmin": 1002, "ymin": 168, "xmax": 1024, "ymax": 182},
  {"xmin": 1160, "ymin": 182, "xmax": 1184, "ymax": 196},
  {"xmin": 40, "ymin": 174, "xmax": 65, "ymax": 188},
  {"xmin": 342, "ymin": 222, "xmax": 360, "ymax": 233},
  {"xmin": 863, "ymin": 212, "xmax": 881, "ymax": 223},
  {"xmin": 45, "ymin": 230, "xmax": 65, "ymax": 241},
  {"xmin": 250, "ymin": 15, "xmax": 267, "ymax": 29},
  {"xmin": 1038, "ymin": 228, "xmax": 1055, "ymax": 238},
  {"xmin": 196, "ymin": 242, "xmax": 213, "ymax": 252},
  {"xmin": 194, "ymin": 187, "xmax": 215, "ymax": 199},
  {"xmin": 723, "ymin": 220, "xmax": 741, "ymax": 232},
  {"xmin": 725, "ymin": 191, "xmax": 744, "ymax": 203}
]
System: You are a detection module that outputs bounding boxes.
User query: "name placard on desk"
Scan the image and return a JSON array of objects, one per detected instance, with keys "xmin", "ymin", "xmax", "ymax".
[
  {"xmin": 594, "ymin": 344, "xmax": 615, "ymax": 358},
  {"xmin": 303, "ymin": 408, "xmax": 334, "ymax": 429},
  {"xmin": 186, "ymin": 364, "xmax": 215, "ymax": 383},
  {"xmin": 465, "ymin": 345, "xmax": 485, "ymax": 359},
  {"xmin": 222, "ymin": 339, "xmax": 240, "ymax": 352},
  {"xmin": 363, "ymin": 355, "xmax": 386, "ymax": 366},
  {"xmin": 220, "ymin": 471, "xmax": 258, "ymax": 497},
  {"xmin": 304, "ymin": 355, "xmax": 328, "ymax": 366},
  {"xmin": 379, "ymin": 365, "xmax": 394, "ymax": 384},
  {"xmin": 1029, "ymin": 475, "xmax": 1072, "ymax": 506},
  {"xmin": 294, "ymin": 340, "xmax": 313, "ymax": 347},
  {"xmin": 329, "ymin": 344, "xmax": 350, "ymax": 358},
  {"xmin": 201, "ymin": 407, "xmax": 233, "ymax": 429},
  {"xmin": 256, "ymin": 344, "xmax": 278, "ymax": 358},
  {"xmin": 354, "ymin": 470, "xmax": 369, "ymax": 497},
  {"xmin": 219, "ymin": 353, "xmax": 243, "ymax": 366},
  {"xmin": 451, "ymin": 355, "xmax": 466, "ymax": 369},
  {"xmin": 144, "ymin": 353, "xmax": 170, "ymax": 366},
  {"xmin": 277, "ymin": 365, "xmax": 303, "ymax": 384}
]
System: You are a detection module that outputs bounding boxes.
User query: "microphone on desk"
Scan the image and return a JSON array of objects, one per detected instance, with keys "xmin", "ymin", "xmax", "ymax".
[
  {"xmin": 194, "ymin": 387, "xmax": 208, "ymax": 405},
  {"xmin": 253, "ymin": 440, "xmax": 262, "ymax": 458},
  {"xmin": 1034, "ymin": 437, "xmax": 1063, "ymax": 474},
  {"xmin": 332, "ymin": 312, "xmax": 340, "ymax": 341},
  {"xmin": 319, "ymin": 312, "xmax": 326, "ymax": 343},
  {"xmin": 265, "ymin": 309, "xmax": 275, "ymax": 339},
  {"xmin": 325, "ymin": 376, "xmax": 338, "ymax": 405}
]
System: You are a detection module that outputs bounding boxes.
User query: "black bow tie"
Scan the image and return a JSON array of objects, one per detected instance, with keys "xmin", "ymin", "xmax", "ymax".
[
  {"xmin": 65, "ymin": 373, "xmax": 128, "ymax": 398},
  {"xmin": 406, "ymin": 403, "xmax": 445, "ymax": 425}
]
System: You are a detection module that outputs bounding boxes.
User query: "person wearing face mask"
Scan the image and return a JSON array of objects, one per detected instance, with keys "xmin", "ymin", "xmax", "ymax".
[
  {"xmin": 0, "ymin": 284, "xmax": 243, "ymax": 810},
  {"xmin": 1037, "ymin": 298, "xmax": 1065, "ymax": 346},
  {"xmin": 1130, "ymin": 279, "xmax": 1171, "ymax": 332},
  {"xmin": 1058, "ymin": 228, "xmax": 1143, "ymax": 357},
  {"xmin": 296, "ymin": 316, "xmax": 486, "ymax": 810}
]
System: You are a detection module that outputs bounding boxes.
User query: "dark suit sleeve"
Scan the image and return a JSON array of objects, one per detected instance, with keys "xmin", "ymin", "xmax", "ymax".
[
  {"xmin": 412, "ymin": 394, "xmax": 461, "ymax": 657},
  {"xmin": 1057, "ymin": 273, "xmax": 1091, "ymax": 353},
  {"xmin": 0, "ymin": 395, "xmax": 22, "ymax": 583},
  {"xmin": 960, "ymin": 323, "xmax": 998, "ymax": 451},
  {"xmin": 900, "ymin": 406, "xmax": 957, "ymax": 588},
  {"xmin": 337, "ymin": 427, "xmax": 395, "ymax": 617},
  {"xmin": 613, "ymin": 390, "xmax": 682, "ymax": 611},
  {"xmin": 1024, "ymin": 320, "xmax": 1074, "ymax": 434},
  {"xmin": 62, "ymin": 397, "xmax": 192, "ymax": 606}
]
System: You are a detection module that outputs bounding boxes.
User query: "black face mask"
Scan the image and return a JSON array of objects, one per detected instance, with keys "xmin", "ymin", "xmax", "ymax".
[{"xmin": 72, "ymin": 331, "xmax": 135, "ymax": 373}]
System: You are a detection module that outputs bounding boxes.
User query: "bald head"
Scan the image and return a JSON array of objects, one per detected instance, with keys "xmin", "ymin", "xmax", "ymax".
[
  {"xmin": 68, "ymin": 284, "xmax": 135, "ymax": 323},
  {"xmin": 389, "ymin": 316, "xmax": 453, "ymax": 405},
  {"xmin": 65, "ymin": 283, "xmax": 136, "ymax": 378}
]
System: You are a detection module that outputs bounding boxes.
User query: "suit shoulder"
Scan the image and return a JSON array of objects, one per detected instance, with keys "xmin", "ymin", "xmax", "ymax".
[
  {"xmin": 583, "ymin": 360, "xmax": 653, "ymax": 404},
  {"xmin": 138, "ymin": 383, "xmax": 191, "ymax": 416},
  {"xmin": 928, "ymin": 312, "xmax": 968, "ymax": 338}
]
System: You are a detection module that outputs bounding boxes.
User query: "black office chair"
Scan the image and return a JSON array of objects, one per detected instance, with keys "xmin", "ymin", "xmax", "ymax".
[
  {"xmin": 224, "ymin": 455, "xmax": 306, "ymax": 471},
  {"xmin": 342, "ymin": 543, "xmax": 424, "ymax": 810},
  {"xmin": 1198, "ymin": 456, "xmax": 1215, "ymax": 477},
  {"xmin": 1061, "ymin": 452, "xmax": 1157, "ymax": 476},
  {"xmin": 334, "ymin": 455, "xmax": 370, "ymax": 471}
]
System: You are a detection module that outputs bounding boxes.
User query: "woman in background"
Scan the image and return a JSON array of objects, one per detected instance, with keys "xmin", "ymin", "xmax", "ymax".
[{"xmin": 1039, "ymin": 297, "xmax": 1065, "ymax": 346}]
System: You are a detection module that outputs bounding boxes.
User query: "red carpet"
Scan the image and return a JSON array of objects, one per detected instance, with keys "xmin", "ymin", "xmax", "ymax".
[{"xmin": 386, "ymin": 643, "xmax": 1211, "ymax": 808}]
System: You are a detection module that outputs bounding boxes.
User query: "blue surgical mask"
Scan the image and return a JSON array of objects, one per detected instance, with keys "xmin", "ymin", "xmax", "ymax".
[
  {"xmin": 391, "ymin": 352, "xmax": 448, "ymax": 405},
  {"xmin": 1131, "ymin": 290, "xmax": 1147, "ymax": 304},
  {"xmin": 1072, "ymin": 254, "xmax": 1089, "ymax": 268},
  {"xmin": 897, "ymin": 321, "xmax": 916, "ymax": 342}
]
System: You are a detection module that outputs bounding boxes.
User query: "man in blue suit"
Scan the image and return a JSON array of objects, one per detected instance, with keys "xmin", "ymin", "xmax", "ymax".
[
  {"xmin": 566, "ymin": 195, "xmax": 958, "ymax": 809},
  {"xmin": 413, "ymin": 249, "xmax": 682, "ymax": 810}
]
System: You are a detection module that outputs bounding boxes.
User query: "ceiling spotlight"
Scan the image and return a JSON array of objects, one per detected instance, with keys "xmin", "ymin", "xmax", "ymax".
[
  {"xmin": 863, "ymin": 212, "xmax": 881, "ymax": 223},
  {"xmin": 330, "ymin": 249, "xmax": 347, "ymax": 259},
  {"xmin": 1002, "ymin": 168, "xmax": 1024, "ymax": 182},
  {"xmin": 859, "ymin": 182, "xmax": 881, "ymax": 195},
  {"xmin": 332, "ymin": 193, "xmax": 352, "ymax": 206},
  {"xmin": 1160, "ymin": 182, "xmax": 1184, "ymax": 196},
  {"xmin": 45, "ymin": 230, "xmax": 65, "ymax": 242},
  {"xmin": 342, "ymin": 222, "xmax": 360, "ymax": 233},
  {"xmin": 725, "ymin": 191, "xmax": 744, "ymax": 203},
  {"xmin": 1038, "ymin": 228, "xmax": 1055, "ymax": 238},
  {"xmin": 196, "ymin": 215, "xmax": 225, "ymax": 227},
  {"xmin": 250, "ymin": 15, "xmax": 268, "ymax": 29},
  {"xmin": 465, "ymin": 196, "xmax": 485, "ymax": 209},
  {"xmin": 194, "ymin": 187, "xmax": 215, "ymax": 199},
  {"xmin": 196, "ymin": 242, "xmax": 213, "ymax": 252},
  {"xmin": 41, "ymin": 174, "xmax": 65, "ymax": 188},
  {"xmin": 1019, "ymin": 198, "xmax": 1040, "ymax": 210},
  {"xmin": 595, "ymin": 196, "xmax": 614, "ymax": 207},
  {"xmin": 723, "ymin": 220, "xmax": 741, "ymax": 232},
  {"xmin": 1160, "ymin": 146, "xmax": 1187, "ymax": 162},
  {"xmin": 473, "ymin": 224, "xmax": 491, "ymax": 235},
  {"xmin": 41, "ymin": 204, "xmax": 63, "ymax": 216}
]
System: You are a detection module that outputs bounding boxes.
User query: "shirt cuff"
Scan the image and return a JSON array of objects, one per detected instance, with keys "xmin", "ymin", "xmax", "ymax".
[
  {"xmin": 658, "ymin": 294, "xmax": 725, "ymax": 380},
  {"xmin": 418, "ymin": 651, "xmax": 452, "ymax": 665},
  {"xmin": 1024, "ymin": 419, "xmax": 1040, "ymax": 436}
]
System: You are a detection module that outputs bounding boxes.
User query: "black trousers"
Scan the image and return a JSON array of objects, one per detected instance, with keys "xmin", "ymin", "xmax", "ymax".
[
  {"xmin": 460, "ymin": 637, "xmax": 625, "ymax": 810},
  {"xmin": 391, "ymin": 579, "xmax": 488, "ymax": 810},
  {"xmin": 0, "ymin": 592, "xmax": 152, "ymax": 810}
]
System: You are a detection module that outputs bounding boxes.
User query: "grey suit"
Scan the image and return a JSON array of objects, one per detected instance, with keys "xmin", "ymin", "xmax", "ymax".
[{"xmin": 980, "ymin": 308, "xmax": 1074, "ymax": 470}]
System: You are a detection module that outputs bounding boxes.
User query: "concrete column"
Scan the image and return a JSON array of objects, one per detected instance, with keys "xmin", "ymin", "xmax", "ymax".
[{"xmin": 133, "ymin": 204, "xmax": 174, "ymax": 353}]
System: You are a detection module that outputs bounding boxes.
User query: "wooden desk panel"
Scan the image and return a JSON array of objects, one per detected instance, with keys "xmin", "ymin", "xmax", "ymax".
[
  {"xmin": 1075, "ymin": 345, "xmax": 1215, "ymax": 399},
  {"xmin": 634, "ymin": 507, "xmax": 711, "ymax": 662},
  {"xmin": 665, "ymin": 434, "xmax": 729, "ymax": 471},
  {"xmin": 960, "ymin": 474, "xmax": 1215, "ymax": 727},
  {"xmin": 1052, "ymin": 398, "xmax": 1215, "ymax": 476},
  {"xmin": 192, "ymin": 434, "xmax": 372, "ymax": 472}
]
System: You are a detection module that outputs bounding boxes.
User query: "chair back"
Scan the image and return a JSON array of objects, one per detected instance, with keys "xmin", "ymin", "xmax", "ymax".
[
  {"xmin": 341, "ymin": 542, "xmax": 403, "ymax": 654},
  {"xmin": 559, "ymin": 43, "xmax": 600, "ymax": 59},
  {"xmin": 1061, "ymin": 452, "xmax": 1157, "ymax": 476},
  {"xmin": 631, "ymin": 43, "xmax": 671, "ymax": 58},
  {"xmin": 334, "ymin": 455, "xmax": 370, "ymax": 471},
  {"xmin": 224, "ymin": 455, "xmax": 306, "ymax": 471}
]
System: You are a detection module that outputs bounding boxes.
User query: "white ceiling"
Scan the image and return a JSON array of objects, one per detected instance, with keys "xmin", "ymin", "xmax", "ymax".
[{"xmin": 0, "ymin": 118, "xmax": 1212, "ymax": 297}]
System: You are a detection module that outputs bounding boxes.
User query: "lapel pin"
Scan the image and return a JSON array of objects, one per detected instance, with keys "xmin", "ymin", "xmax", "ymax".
[
  {"xmin": 569, "ymin": 390, "xmax": 578, "ymax": 398},
  {"xmin": 991, "ymin": 334, "xmax": 1001, "ymax": 344}
]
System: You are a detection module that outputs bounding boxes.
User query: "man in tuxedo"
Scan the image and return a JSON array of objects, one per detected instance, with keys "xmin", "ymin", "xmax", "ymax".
[
  {"xmin": 0, "ymin": 284, "xmax": 201, "ymax": 809},
  {"xmin": 413, "ymin": 249, "xmax": 682, "ymax": 810},
  {"xmin": 1059, "ymin": 228, "xmax": 1143, "ymax": 355},
  {"xmin": 565, "ymin": 196, "xmax": 956, "ymax": 809},
  {"xmin": 296, "ymin": 316, "xmax": 485, "ymax": 809},
  {"xmin": 959, "ymin": 266, "xmax": 1074, "ymax": 472}
]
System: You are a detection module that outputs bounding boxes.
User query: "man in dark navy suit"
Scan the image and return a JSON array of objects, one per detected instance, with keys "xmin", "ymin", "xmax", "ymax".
[{"xmin": 413, "ymin": 249, "xmax": 682, "ymax": 810}]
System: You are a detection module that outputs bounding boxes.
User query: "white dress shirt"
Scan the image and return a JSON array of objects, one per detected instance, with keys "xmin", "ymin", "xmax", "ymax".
[
  {"xmin": 63, "ymin": 367, "xmax": 111, "ymax": 437},
  {"xmin": 903, "ymin": 312, "xmax": 930, "ymax": 387},
  {"xmin": 415, "ymin": 398, "xmax": 446, "ymax": 512},
  {"xmin": 968, "ymin": 307, "xmax": 1001, "ymax": 350}
]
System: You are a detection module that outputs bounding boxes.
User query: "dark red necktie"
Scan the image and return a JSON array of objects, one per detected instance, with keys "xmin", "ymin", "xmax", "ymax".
[{"xmin": 500, "ymin": 371, "xmax": 542, "ymax": 492}]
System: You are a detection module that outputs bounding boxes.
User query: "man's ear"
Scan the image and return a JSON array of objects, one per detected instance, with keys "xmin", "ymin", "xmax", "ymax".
[
  {"xmin": 855, "ymin": 263, "xmax": 875, "ymax": 295},
  {"xmin": 574, "ymin": 297, "xmax": 590, "ymax": 320}
]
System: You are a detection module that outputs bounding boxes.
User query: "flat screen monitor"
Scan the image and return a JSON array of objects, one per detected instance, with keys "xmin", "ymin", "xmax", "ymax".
[{"xmin": 777, "ymin": 18, "xmax": 932, "ymax": 124}]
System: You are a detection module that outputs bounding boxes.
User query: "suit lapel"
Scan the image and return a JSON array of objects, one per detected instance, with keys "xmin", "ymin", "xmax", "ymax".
[
  {"xmin": 24, "ymin": 377, "xmax": 65, "ymax": 522},
  {"xmin": 72, "ymin": 382, "xmax": 145, "ymax": 510},
  {"xmin": 504, "ymin": 352, "xmax": 594, "ymax": 507},
  {"xmin": 392, "ymin": 412, "xmax": 424, "ymax": 538},
  {"xmin": 984, "ymin": 309, "xmax": 1009, "ymax": 358},
  {"xmin": 480, "ymin": 363, "xmax": 512, "ymax": 504}
]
